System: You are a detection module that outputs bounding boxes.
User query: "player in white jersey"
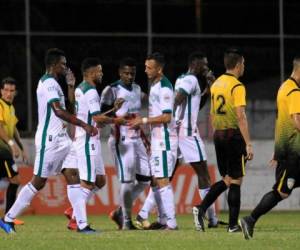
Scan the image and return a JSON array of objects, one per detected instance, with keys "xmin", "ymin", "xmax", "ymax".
[
  {"xmin": 0, "ymin": 48, "xmax": 97, "ymax": 234},
  {"xmin": 129, "ymin": 52, "xmax": 178, "ymax": 230},
  {"xmin": 101, "ymin": 58, "xmax": 151, "ymax": 230},
  {"xmin": 174, "ymin": 52, "xmax": 223, "ymax": 228},
  {"xmin": 71, "ymin": 57, "xmax": 126, "ymax": 234}
]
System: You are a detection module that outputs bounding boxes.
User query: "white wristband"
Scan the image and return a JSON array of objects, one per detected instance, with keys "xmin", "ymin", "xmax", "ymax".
[
  {"xmin": 8, "ymin": 139, "xmax": 14, "ymax": 146},
  {"xmin": 142, "ymin": 117, "xmax": 148, "ymax": 124}
]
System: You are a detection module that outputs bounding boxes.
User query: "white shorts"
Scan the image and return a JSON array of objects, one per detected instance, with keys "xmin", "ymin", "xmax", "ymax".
[
  {"xmin": 74, "ymin": 136, "xmax": 105, "ymax": 183},
  {"xmin": 108, "ymin": 136, "xmax": 151, "ymax": 182},
  {"xmin": 61, "ymin": 143, "xmax": 77, "ymax": 170},
  {"xmin": 150, "ymin": 139, "xmax": 178, "ymax": 178},
  {"xmin": 178, "ymin": 135, "xmax": 207, "ymax": 163},
  {"xmin": 34, "ymin": 133, "xmax": 71, "ymax": 178}
]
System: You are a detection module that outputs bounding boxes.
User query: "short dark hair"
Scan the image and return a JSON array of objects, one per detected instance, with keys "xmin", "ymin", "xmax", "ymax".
[
  {"xmin": 1, "ymin": 77, "xmax": 16, "ymax": 89},
  {"xmin": 45, "ymin": 48, "xmax": 65, "ymax": 68},
  {"xmin": 81, "ymin": 57, "xmax": 101, "ymax": 73},
  {"xmin": 146, "ymin": 52, "xmax": 165, "ymax": 68},
  {"xmin": 119, "ymin": 57, "xmax": 136, "ymax": 69},
  {"xmin": 224, "ymin": 47, "xmax": 243, "ymax": 70},
  {"xmin": 188, "ymin": 51, "xmax": 206, "ymax": 66}
]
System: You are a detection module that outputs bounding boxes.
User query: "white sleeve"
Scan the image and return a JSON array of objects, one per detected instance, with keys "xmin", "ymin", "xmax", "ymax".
[
  {"xmin": 86, "ymin": 89, "xmax": 101, "ymax": 115},
  {"xmin": 160, "ymin": 87, "xmax": 174, "ymax": 113},
  {"xmin": 177, "ymin": 76, "xmax": 195, "ymax": 95},
  {"xmin": 44, "ymin": 79, "xmax": 60, "ymax": 103}
]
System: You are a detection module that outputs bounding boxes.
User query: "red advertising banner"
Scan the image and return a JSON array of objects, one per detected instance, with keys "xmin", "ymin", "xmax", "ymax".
[{"xmin": 0, "ymin": 165, "xmax": 217, "ymax": 215}]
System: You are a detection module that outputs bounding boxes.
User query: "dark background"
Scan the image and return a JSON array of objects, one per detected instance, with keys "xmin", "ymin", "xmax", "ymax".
[{"xmin": 0, "ymin": 0, "xmax": 299, "ymax": 136}]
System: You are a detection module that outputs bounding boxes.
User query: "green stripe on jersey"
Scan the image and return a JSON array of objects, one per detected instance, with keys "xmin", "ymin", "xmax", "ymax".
[
  {"xmin": 163, "ymin": 124, "xmax": 171, "ymax": 150},
  {"xmin": 78, "ymin": 81, "xmax": 96, "ymax": 94},
  {"xmin": 115, "ymin": 144, "xmax": 125, "ymax": 182},
  {"xmin": 194, "ymin": 136, "xmax": 203, "ymax": 161},
  {"xmin": 162, "ymin": 151, "xmax": 168, "ymax": 177},
  {"xmin": 37, "ymin": 103, "xmax": 51, "ymax": 176},
  {"xmin": 187, "ymin": 95, "xmax": 192, "ymax": 136},
  {"xmin": 161, "ymin": 76, "xmax": 173, "ymax": 90},
  {"xmin": 85, "ymin": 112, "xmax": 92, "ymax": 181},
  {"xmin": 41, "ymin": 74, "xmax": 53, "ymax": 83}
]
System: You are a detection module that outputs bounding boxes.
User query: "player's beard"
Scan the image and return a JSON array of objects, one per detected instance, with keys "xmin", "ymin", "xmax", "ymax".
[{"xmin": 94, "ymin": 77, "xmax": 102, "ymax": 85}]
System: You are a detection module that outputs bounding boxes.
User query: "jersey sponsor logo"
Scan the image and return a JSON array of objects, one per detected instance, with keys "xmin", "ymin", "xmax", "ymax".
[
  {"xmin": 287, "ymin": 178, "xmax": 295, "ymax": 189},
  {"xmin": 47, "ymin": 86, "xmax": 55, "ymax": 92}
]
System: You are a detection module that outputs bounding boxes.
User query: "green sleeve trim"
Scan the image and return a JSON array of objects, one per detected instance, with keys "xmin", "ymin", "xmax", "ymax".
[
  {"xmin": 162, "ymin": 109, "xmax": 172, "ymax": 113},
  {"xmin": 48, "ymin": 98, "xmax": 60, "ymax": 104}
]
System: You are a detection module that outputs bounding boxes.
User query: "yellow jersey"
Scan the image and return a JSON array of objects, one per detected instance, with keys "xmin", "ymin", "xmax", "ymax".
[
  {"xmin": 0, "ymin": 98, "xmax": 18, "ymax": 154},
  {"xmin": 274, "ymin": 78, "xmax": 300, "ymax": 159},
  {"xmin": 210, "ymin": 73, "xmax": 246, "ymax": 130}
]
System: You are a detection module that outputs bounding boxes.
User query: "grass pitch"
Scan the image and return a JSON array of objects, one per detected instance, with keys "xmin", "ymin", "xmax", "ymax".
[{"xmin": 0, "ymin": 212, "xmax": 299, "ymax": 250}]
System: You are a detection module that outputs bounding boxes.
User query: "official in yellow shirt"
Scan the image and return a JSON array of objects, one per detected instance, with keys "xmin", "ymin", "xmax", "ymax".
[
  {"xmin": 0, "ymin": 77, "xmax": 27, "ymax": 225},
  {"xmin": 193, "ymin": 48, "xmax": 253, "ymax": 233},
  {"xmin": 240, "ymin": 57, "xmax": 300, "ymax": 240}
]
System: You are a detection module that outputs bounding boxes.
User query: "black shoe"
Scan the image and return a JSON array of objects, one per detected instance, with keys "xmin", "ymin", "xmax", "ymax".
[
  {"xmin": 109, "ymin": 207, "xmax": 123, "ymax": 230},
  {"xmin": 77, "ymin": 225, "xmax": 97, "ymax": 234},
  {"xmin": 192, "ymin": 206, "xmax": 205, "ymax": 232},
  {"xmin": 239, "ymin": 216, "xmax": 255, "ymax": 240},
  {"xmin": 227, "ymin": 224, "xmax": 242, "ymax": 233},
  {"xmin": 148, "ymin": 221, "xmax": 167, "ymax": 230}
]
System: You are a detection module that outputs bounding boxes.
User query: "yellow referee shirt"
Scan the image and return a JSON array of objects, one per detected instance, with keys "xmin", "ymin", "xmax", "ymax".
[
  {"xmin": 0, "ymin": 98, "xmax": 18, "ymax": 153},
  {"xmin": 210, "ymin": 73, "xmax": 246, "ymax": 130}
]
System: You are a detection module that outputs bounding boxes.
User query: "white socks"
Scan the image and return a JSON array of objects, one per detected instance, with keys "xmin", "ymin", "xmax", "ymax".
[
  {"xmin": 120, "ymin": 182, "xmax": 134, "ymax": 223},
  {"xmin": 75, "ymin": 187, "xmax": 91, "ymax": 230},
  {"xmin": 199, "ymin": 188, "xmax": 218, "ymax": 225},
  {"xmin": 138, "ymin": 187, "xmax": 156, "ymax": 220},
  {"xmin": 159, "ymin": 185, "xmax": 177, "ymax": 228},
  {"xmin": 5, "ymin": 182, "xmax": 37, "ymax": 222}
]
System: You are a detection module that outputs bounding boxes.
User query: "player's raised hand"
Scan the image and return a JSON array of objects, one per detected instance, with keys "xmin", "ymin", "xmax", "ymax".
[
  {"xmin": 128, "ymin": 117, "xmax": 142, "ymax": 129},
  {"xmin": 65, "ymin": 68, "xmax": 76, "ymax": 87}
]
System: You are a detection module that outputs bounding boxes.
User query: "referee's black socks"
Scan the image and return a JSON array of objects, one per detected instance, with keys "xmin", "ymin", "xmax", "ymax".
[
  {"xmin": 250, "ymin": 190, "xmax": 283, "ymax": 222},
  {"xmin": 5, "ymin": 183, "xmax": 19, "ymax": 213},
  {"xmin": 228, "ymin": 183, "xmax": 241, "ymax": 227},
  {"xmin": 198, "ymin": 180, "xmax": 228, "ymax": 212}
]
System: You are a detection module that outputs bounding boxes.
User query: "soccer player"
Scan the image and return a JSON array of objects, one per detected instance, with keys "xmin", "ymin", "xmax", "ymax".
[
  {"xmin": 193, "ymin": 48, "xmax": 253, "ymax": 232},
  {"xmin": 129, "ymin": 52, "xmax": 178, "ymax": 230},
  {"xmin": 174, "ymin": 52, "xmax": 219, "ymax": 227},
  {"xmin": 72, "ymin": 57, "xmax": 126, "ymax": 233},
  {"xmin": 0, "ymin": 48, "xmax": 97, "ymax": 234},
  {"xmin": 0, "ymin": 77, "xmax": 28, "ymax": 226},
  {"xmin": 101, "ymin": 57, "xmax": 151, "ymax": 230},
  {"xmin": 239, "ymin": 57, "xmax": 300, "ymax": 240}
]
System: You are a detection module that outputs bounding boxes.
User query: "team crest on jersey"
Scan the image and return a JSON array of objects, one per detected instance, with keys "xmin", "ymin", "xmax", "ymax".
[{"xmin": 287, "ymin": 178, "xmax": 295, "ymax": 190}]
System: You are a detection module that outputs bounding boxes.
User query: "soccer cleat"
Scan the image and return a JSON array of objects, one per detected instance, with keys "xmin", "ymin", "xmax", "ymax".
[
  {"xmin": 192, "ymin": 206, "xmax": 205, "ymax": 232},
  {"xmin": 134, "ymin": 215, "xmax": 151, "ymax": 230},
  {"xmin": 64, "ymin": 207, "xmax": 73, "ymax": 220},
  {"xmin": 164, "ymin": 226, "xmax": 179, "ymax": 230},
  {"xmin": 239, "ymin": 216, "xmax": 255, "ymax": 240},
  {"xmin": 0, "ymin": 219, "xmax": 15, "ymax": 234},
  {"xmin": 67, "ymin": 218, "xmax": 78, "ymax": 231},
  {"xmin": 227, "ymin": 224, "xmax": 242, "ymax": 233},
  {"xmin": 77, "ymin": 225, "xmax": 97, "ymax": 234},
  {"xmin": 13, "ymin": 219, "xmax": 25, "ymax": 225},
  {"xmin": 122, "ymin": 220, "xmax": 138, "ymax": 230},
  {"xmin": 148, "ymin": 221, "xmax": 167, "ymax": 230},
  {"xmin": 109, "ymin": 207, "xmax": 123, "ymax": 230}
]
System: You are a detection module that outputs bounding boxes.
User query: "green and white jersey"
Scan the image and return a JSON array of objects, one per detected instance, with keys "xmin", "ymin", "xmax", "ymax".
[
  {"xmin": 35, "ymin": 74, "xmax": 66, "ymax": 144},
  {"xmin": 175, "ymin": 73, "xmax": 201, "ymax": 136},
  {"xmin": 74, "ymin": 81, "xmax": 101, "ymax": 139},
  {"xmin": 149, "ymin": 76, "xmax": 177, "ymax": 151}
]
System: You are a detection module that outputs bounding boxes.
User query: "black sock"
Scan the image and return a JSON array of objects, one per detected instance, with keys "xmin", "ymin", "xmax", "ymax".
[
  {"xmin": 198, "ymin": 180, "xmax": 228, "ymax": 212},
  {"xmin": 227, "ymin": 184, "xmax": 241, "ymax": 227},
  {"xmin": 5, "ymin": 183, "xmax": 19, "ymax": 213},
  {"xmin": 250, "ymin": 190, "xmax": 283, "ymax": 222}
]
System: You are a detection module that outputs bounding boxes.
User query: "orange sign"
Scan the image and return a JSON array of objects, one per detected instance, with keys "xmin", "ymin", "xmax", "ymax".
[{"xmin": 0, "ymin": 165, "xmax": 218, "ymax": 215}]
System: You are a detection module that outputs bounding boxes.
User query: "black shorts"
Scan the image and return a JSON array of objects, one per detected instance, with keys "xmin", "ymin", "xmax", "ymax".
[
  {"xmin": 273, "ymin": 154, "xmax": 300, "ymax": 195},
  {"xmin": 214, "ymin": 129, "xmax": 247, "ymax": 179},
  {"xmin": 0, "ymin": 158, "xmax": 18, "ymax": 179}
]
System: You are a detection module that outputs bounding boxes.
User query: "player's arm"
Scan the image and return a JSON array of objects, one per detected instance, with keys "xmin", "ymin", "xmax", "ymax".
[
  {"xmin": 233, "ymin": 84, "xmax": 253, "ymax": 160},
  {"xmin": 0, "ymin": 122, "xmax": 20, "ymax": 158},
  {"xmin": 289, "ymin": 89, "xmax": 300, "ymax": 131},
  {"xmin": 51, "ymin": 101, "xmax": 97, "ymax": 136},
  {"xmin": 13, "ymin": 127, "xmax": 29, "ymax": 162}
]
